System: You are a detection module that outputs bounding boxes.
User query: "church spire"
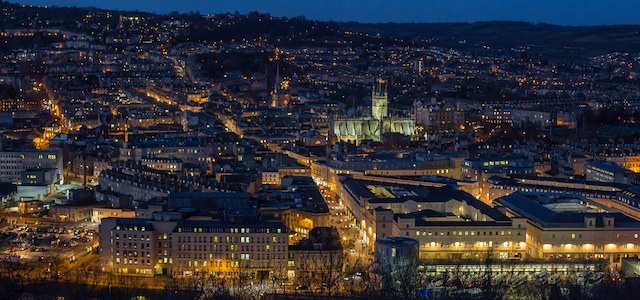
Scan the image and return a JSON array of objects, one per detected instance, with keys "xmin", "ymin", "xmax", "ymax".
[{"xmin": 274, "ymin": 63, "xmax": 280, "ymax": 95}]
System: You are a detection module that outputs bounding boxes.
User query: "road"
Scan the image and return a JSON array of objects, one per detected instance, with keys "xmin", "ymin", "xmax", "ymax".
[{"xmin": 317, "ymin": 186, "xmax": 373, "ymax": 268}]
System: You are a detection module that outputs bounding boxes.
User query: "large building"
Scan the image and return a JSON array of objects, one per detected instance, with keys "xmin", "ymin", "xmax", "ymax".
[
  {"xmin": 336, "ymin": 177, "xmax": 506, "ymax": 254},
  {"xmin": 0, "ymin": 149, "xmax": 63, "ymax": 184},
  {"xmin": 99, "ymin": 217, "xmax": 289, "ymax": 278},
  {"xmin": 413, "ymin": 98, "xmax": 464, "ymax": 135},
  {"xmin": 372, "ymin": 189, "xmax": 527, "ymax": 261},
  {"xmin": 481, "ymin": 105, "xmax": 512, "ymax": 124},
  {"xmin": 497, "ymin": 192, "xmax": 640, "ymax": 263},
  {"xmin": 330, "ymin": 80, "xmax": 415, "ymax": 145},
  {"xmin": 312, "ymin": 151, "xmax": 464, "ymax": 190}
]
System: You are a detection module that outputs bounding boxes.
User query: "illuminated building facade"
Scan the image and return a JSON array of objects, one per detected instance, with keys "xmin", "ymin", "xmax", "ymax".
[
  {"xmin": 498, "ymin": 192, "xmax": 640, "ymax": 263},
  {"xmin": 330, "ymin": 79, "xmax": 415, "ymax": 145},
  {"xmin": 371, "ymin": 188, "xmax": 527, "ymax": 261},
  {"xmin": 99, "ymin": 218, "xmax": 289, "ymax": 278}
]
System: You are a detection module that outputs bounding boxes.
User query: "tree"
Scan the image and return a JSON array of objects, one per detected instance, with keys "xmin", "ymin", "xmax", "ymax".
[
  {"xmin": 373, "ymin": 257, "xmax": 425, "ymax": 300},
  {"xmin": 0, "ymin": 252, "xmax": 40, "ymax": 299}
]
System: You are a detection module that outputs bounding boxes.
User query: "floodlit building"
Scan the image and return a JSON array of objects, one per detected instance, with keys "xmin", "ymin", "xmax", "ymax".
[
  {"xmin": 497, "ymin": 192, "xmax": 640, "ymax": 263},
  {"xmin": 373, "ymin": 189, "xmax": 527, "ymax": 261},
  {"xmin": 99, "ymin": 217, "xmax": 289, "ymax": 278},
  {"xmin": 330, "ymin": 79, "xmax": 415, "ymax": 145},
  {"xmin": 336, "ymin": 176, "xmax": 513, "ymax": 258}
]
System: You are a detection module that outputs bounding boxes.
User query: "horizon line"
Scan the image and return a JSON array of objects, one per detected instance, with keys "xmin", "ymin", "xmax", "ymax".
[{"xmin": 6, "ymin": 1, "xmax": 640, "ymax": 27}]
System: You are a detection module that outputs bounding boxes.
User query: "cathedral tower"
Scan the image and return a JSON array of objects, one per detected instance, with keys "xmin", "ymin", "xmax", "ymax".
[{"xmin": 372, "ymin": 79, "xmax": 388, "ymax": 121}]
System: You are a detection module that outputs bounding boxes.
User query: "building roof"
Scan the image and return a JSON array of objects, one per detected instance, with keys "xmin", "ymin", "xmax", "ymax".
[
  {"xmin": 487, "ymin": 175, "xmax": 623, "ymax": 198},
  {"xmin": 341, "ymin": 178, "xmax": 377, "ymax": 201},
  {"xmin": 114, "ymin": 218, "xmax": 154, "ymax": 231},
  {"xmin": 174, "ymin": 219, "xmax": 287, "ymax": 231},
  {"xmin": 497, "ymin": 192, "xmax": 640, "ymax": 228},
  {"xmin": 586, "ymin": 161, "xmax": 631, "ymax": 173},
  {"xmin": 367, "ymin": 184, "xmax": 510, "ymax": 222}
]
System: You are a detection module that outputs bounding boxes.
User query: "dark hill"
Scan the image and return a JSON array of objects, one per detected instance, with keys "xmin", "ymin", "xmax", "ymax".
[{"xmin": 340, "ymin": 21, "xmax": 640, "ymax": 60}]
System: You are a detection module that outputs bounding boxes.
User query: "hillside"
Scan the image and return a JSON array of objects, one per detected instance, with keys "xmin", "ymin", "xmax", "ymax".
[{"xmin": 340, "ymin": 21, "xmax": 640, "ymax": 60}]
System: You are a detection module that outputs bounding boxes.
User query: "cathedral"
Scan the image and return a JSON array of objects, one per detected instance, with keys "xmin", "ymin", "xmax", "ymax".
[{"xmin": 330, "ymin": 79, "xmax": 415, "ymax": 145}]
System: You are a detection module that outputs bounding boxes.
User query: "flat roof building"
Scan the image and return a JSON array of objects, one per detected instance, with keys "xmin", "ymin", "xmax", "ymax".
[{"xmin": 497, "ymin": 192, "xmax": 640, "ymax": 263}]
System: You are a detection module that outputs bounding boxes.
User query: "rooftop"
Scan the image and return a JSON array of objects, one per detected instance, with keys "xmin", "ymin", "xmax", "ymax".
[
  {"xmin": 587, "ymin": 161, "xmax": 631, "ymax": 173},
  {"xmin": 497, "ymin": 192, "xmax": 640, "ymax": 228}
]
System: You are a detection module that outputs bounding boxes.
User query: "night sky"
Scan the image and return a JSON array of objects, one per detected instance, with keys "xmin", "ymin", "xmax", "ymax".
[{"xmin": 9, "ymin": 0, "xmax": 640, "ymax": 26}]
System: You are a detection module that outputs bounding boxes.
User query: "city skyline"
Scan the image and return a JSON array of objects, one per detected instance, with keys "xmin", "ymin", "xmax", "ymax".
[
  {"xmin": 9, "ymin": 0, "xmax": 640, "ymax": 26},
  {"xmin": 3, "ymin": 2, "xmax": 640, "ymax": 298}
]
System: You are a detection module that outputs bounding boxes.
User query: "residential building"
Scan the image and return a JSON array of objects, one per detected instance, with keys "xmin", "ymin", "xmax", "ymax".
[{"xmin": 99, "ymin": 217, "xmax": 289, "ymax": 278}]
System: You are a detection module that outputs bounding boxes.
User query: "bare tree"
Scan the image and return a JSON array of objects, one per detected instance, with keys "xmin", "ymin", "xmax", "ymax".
[
  {"xmin": 374, "ymin": 257, "xmax": 425, "ymax": 300},
  {"xmin": 0, "ymin": 253, "xmax": 40, "ymax": 300}
]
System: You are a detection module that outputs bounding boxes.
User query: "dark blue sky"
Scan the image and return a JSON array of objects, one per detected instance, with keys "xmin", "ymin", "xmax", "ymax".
[{"xmin": 10, "ymin": 0, "xmax": 640, "ymax": 26}]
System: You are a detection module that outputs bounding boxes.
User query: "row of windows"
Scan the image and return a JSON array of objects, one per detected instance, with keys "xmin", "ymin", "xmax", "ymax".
[
  {"xmin": 416, "ymin": 230, "xmax": 515, "ymax": 236},
  {"xmin": 549, "ymin": 233, "xmax": 640, "ymax": 239},
  {"xmin": 114, "ymin": 233, "xmax": 150, "ymax": 240},
  {"xmin": 113, "ymin": 242, "xmax": 151, "ymax": 249},
  {"xmin": 177, "ymin": 244, "xmax": 282, "ymax": 252},
  {"xmin": 178, "ymin": 227, "xmax": 283, "ymax": 234},
  {"xmin": 618, "ymin": 198, "xmax": 640, "ymax": 209},
  {"xmin": 423, "ymin": 241, "xmax": 518, "ymax": 248},
  {"xmin": 114, "ymin": 226, "xmax": 149, "ymax": 232},
  {"xmin": 175, "ymin": 256, "xmax": 287, "ymax": 269},
  {"xmin": 176, "ymin": 235, "xmax": 282, "ymax": 244},
  {"xmin": 115, "ymin": 258, "xmax": 151, "ymax": 266},
  {"xmin": 177, "ymin": 252, "xmax": 286, "ymax": 261},
  {"xmin": 114, "ymin": 250, "xmax": 151, "ymax": 258}
]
